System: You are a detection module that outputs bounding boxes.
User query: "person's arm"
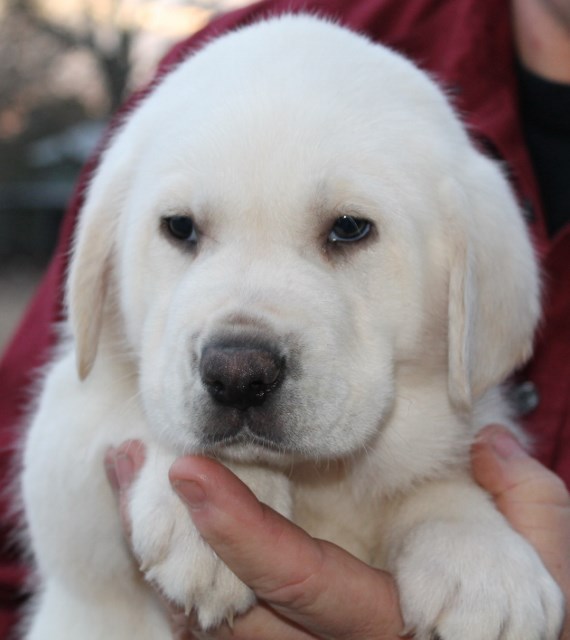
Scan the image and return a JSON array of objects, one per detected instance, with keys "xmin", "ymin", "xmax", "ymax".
[{"xmin": 107, "ymin": 425, "xmax": 570, "ymax": 639}]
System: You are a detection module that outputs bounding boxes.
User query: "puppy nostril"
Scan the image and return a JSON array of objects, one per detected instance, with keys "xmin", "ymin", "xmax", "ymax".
[
  {"xmin": 211, "ymin": 381, "xmax": 225, "ymax": 394},
  {"xmin": 200, "ymin": 341, "xmax": 284, "ymax": 410}
]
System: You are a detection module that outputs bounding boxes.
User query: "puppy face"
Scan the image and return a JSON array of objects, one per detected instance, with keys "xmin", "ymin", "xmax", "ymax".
[
  {"xmin": 119, "ymin": 134, "xmax": 428, "ymax": 460},
  {"xmin": 68, "ymin": 17, "xmax": 540, "ymax": 463}
]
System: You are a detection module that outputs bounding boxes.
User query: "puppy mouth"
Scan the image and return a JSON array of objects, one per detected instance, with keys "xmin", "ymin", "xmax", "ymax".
[
  {"xmin": 200, "ymin": 427, "xmax": 286, "ymax": 454},
  {"xmin": 198, "ymin": 409, "xmax": 288, "ymax": 454}
]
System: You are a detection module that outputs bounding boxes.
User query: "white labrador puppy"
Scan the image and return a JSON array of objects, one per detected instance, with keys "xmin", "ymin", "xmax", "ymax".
[{"xmin": 21, "ymin": 15, "xmax": 563, "ymax": 640}]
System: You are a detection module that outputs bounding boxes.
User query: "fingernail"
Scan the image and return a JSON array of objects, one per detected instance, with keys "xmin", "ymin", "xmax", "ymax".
[
  {"xmin": 115, "ymin": 452, "xmax": 134, "ymax": 488},
  {"xmin": 173, "ymin": 480, "xmax": 207, "ymax": 510},
  {"xmin": 488, "ymin": 430, "xmax": 526, "ymax": 460}
]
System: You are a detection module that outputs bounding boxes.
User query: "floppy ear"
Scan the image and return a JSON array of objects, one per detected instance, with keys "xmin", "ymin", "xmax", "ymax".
[
  {"xmin": 445, "ymin": 156, "xmax": 541, "ymax": 411},
  {"xmin": 67, "ymin": 142, "xmax": 130, "ymax": 380}
]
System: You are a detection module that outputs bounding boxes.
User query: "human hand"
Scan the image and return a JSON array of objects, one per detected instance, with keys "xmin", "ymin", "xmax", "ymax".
[
  {"xmin": 472, "ymin": 425, "xmax": 570, "ymax": 639},
  {"xmin": 105, "ymin": 442, "xmax": 405, "ymax": 640},
  {"xmin": 107, "ymin": 426, "xmax": 570, "ymax": 640}
]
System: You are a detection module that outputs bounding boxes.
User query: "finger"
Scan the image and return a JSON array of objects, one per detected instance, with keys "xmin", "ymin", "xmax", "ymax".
[
  {"xmin": 170, "ymin": 456, "xmax": 405, "ymax": 640},
  {"xmin": 188, "ymin": 602, "xmax": 320, "ymax": 640},
  {"xmin": 167, "ymin": 596, "xmax": 317, "ymax": 640},
  {"xmin": 472, "ymin": 425, "xmax": 570, "ymax": 524},
  {"xmin": 472, "ymin": 425, "xmax": 570, "ymax": 594},
  {"xmin": 107, "ymin": 446, "xmax": 319, "ymax": 639},
  {"xmin": 104, "ymin": 446, "xmax": 121, "ymax": 493},
  {"xmin": 105, "ymin": 440, "xmax": 146, "ymax": 539},
  {"xmin": 104, "ymin": 442, "xmax": 207, "ymax": 637},
  {"xmin": 472, "ymin": 426, "xmax": 570, "ymax": 505},
  {"xmin": 106, "ymin": 439, "xmax": 147, "ymax": 491}
]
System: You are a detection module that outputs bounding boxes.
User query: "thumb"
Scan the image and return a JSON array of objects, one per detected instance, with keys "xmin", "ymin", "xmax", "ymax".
[
  {"xmin": 472, "ymin": 425, "xmax": 569, "ymax": 516},
  {"xmin": 169, "ymin": 456, "xmax": 404, "ymax": 640},
  {"xmin": 472, "ymin": 425, "xmax": 570, "ymax": 602}
]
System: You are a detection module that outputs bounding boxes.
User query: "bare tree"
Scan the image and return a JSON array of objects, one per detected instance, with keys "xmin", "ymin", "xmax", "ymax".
[{"xmin": 5, "ymin": 0, "xmax": 134, "ymax": 112}]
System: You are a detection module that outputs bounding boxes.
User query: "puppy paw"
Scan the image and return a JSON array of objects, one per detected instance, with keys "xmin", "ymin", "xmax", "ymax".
[
  {"xmin": 393, "ymin": 521, "xmax": 564, "ymax": 640},
  {"xmin": 128, "ymin": 457, "xmax": 255, "ymax": 629},
  {"xmin": 127, "ymin": 451, "xmax": 292, "ymax": 629}
]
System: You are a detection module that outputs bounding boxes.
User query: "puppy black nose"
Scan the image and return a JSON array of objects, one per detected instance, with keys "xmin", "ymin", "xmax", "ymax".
[{"xmin": 200, "ymin": 342, "xmax": 284, "ymax": 410}]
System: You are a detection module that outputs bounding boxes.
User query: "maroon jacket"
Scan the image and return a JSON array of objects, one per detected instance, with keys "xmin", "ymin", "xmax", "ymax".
[{"xmin": 1, "ymin": 0, "xmax": 568, "ymax": 634}]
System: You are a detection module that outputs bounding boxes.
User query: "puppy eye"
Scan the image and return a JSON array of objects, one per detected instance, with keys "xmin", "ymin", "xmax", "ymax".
[
  {"xmin": 162, "ymin": 215, "xmax": 198, "ymax": 244},
  {"xmin": 328, "ymin": 216, "xmax": 371, "ymax": 243}
]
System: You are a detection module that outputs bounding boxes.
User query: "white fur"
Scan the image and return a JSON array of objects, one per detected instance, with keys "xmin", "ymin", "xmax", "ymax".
[{"xmin": 20, "ymin": 15, "xmax": 562, "ymax": 640}]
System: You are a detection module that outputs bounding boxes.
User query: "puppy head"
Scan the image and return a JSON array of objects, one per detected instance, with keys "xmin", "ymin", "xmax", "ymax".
[{"xmin": 67, "ymin": 16, "xmax": 539, "ymax": 462}]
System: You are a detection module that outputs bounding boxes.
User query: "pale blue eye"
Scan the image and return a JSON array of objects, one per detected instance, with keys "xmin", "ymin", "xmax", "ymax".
[{"xmin": 328, "ymin": 216, "xmax": 371, "ymax": 243}]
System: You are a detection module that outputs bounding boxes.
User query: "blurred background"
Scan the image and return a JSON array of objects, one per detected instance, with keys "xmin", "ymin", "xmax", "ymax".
[{"xmin": 0, "ymin": 0, "xmax": 250, "ymax": 353}]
